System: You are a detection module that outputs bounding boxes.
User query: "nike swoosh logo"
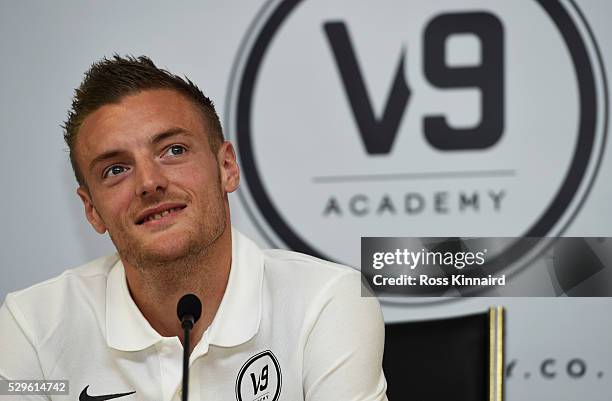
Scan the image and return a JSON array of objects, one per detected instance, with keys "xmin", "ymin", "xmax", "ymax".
[{"xmin": 79, "ymin": 385, "xmax": 136, "ymax": 401}]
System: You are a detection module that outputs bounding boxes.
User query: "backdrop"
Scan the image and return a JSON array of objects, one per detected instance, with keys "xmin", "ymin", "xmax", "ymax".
[{"xmin": 1, "ymin": 1, "xmax": 611, "ymax": 400}]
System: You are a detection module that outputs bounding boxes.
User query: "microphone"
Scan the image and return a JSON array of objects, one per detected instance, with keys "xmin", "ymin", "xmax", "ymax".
[{"xmin": 177, "ymin": 294, "xmax": 202, "ymax": 401}]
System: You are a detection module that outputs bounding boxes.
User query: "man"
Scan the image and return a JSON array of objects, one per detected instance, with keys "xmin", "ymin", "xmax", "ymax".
[{"xmin": 0, "ymin": 56, "xmax": 387, "ymax": 401}]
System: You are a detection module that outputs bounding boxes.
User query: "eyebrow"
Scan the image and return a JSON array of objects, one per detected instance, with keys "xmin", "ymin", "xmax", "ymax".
[
  {"xmin": 150, "ymin": 127, "xmax": 190, "ymax": 145},
  {"xmin": 88, "ymin": 127, "xmax": 190, "ymax": 172}
]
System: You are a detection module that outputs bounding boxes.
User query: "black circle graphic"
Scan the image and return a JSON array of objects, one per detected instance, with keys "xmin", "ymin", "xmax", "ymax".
[{"xmin": 229, "ymin": 0, "xmax": 608, "ymax": 273}]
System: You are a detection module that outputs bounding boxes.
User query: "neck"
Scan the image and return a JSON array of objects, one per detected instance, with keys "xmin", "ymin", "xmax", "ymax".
[{"xmin": 123, "ymin": 225, "xmax": 232, "ymax": 353}]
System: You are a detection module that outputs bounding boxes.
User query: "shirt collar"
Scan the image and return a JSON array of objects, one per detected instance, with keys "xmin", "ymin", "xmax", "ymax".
[
  {"xmin": 206, "ymin": 229, "xmax": 264, "ymax": 347},
  {"xmin": 105, "ymin": 227, "xmax": 264, "ymax": 351},
  {"xmin": 106, "ymin": 256, "xmax": 162, "ymax": 351}
]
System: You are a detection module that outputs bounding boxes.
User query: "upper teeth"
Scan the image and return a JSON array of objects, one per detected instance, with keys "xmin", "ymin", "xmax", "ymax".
[{"xmin": 145, "ymin": 207, "xmax": 182, "ymax": 222}]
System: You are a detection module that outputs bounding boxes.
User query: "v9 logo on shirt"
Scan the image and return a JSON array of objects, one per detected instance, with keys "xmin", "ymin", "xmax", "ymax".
[
  {"xmin": 236, "ymin": 351, "xmax": 282, "ymax": 401},
  {"xmin": 227, "ymin": 0, "xmax": 607, "ymax": 280}
]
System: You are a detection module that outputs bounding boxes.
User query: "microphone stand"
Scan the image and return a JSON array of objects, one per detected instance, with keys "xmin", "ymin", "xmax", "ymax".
[
  {"xmin": 181, "ymin": 316, "xmax": 194, "ymax": 401},
  {"xmin": 177, "ymin": 294, "xmax": 202, "ymax": 401}
]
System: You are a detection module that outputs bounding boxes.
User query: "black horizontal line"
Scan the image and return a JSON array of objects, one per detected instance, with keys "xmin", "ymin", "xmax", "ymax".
[{"xmin": 312, "ymin": 169, "xmax": 516, "ymax": 183}]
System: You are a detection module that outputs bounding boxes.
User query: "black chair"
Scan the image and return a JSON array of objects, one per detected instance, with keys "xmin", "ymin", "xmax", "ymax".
[{"xmin": 383, "ymin": 307, "xmax": 505, "ymax": 401}]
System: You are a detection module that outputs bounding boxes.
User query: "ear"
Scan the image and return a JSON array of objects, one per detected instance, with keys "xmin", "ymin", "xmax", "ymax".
[
  {"xmin": 217, "ymin": 141, "xmax": 240, "ymax": 193},
  {"xmin": 77, "ymin": 187, "xmax": 108, "ymax": 234}
]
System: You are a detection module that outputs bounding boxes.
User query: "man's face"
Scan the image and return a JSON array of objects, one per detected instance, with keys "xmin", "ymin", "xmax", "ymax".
[{"xmin": 75, "ymin": 89, "xmax": 239, "ymax": 268}]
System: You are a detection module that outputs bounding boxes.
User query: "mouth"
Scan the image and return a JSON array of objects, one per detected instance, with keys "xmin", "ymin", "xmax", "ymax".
[{"xmin": 136, "ymin": 204, "xmax": 187, "ymax": 225}]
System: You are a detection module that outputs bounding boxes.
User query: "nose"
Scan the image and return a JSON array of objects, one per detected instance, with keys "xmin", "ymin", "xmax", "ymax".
[{"xmin": 135, "ymin": 158, "xmax": 169, "ymax": 197}]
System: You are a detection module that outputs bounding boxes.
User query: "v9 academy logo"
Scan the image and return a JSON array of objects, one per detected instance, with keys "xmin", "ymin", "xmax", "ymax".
[{"xmin": 226, "ymin": 0, "xmax": 607, "ymax": 276}]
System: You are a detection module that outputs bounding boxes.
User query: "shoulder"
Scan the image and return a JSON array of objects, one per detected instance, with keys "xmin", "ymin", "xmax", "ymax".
[
  {"xmin": 260, "ymin": 248, "xmax": 379, "ymax": 323},
  {"xmin": 262, "ymin": 248, "xmax": 363, "ymax": 296},
  {"xmin": 262, "ymin": 248, "xmax": 359, "ymax": 281},
  {"xmin": 1, "ymin": 254, "xmax": 118, "ymax": 346},
  {"xmin": 4, "ymin": 253, "xmax": 117, "ymax": 308}
]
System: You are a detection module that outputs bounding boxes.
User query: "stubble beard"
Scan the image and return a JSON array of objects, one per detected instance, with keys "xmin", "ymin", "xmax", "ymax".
[{"xmin": 111, "ymin": 189, "xmax": 228, "ymax": 295}]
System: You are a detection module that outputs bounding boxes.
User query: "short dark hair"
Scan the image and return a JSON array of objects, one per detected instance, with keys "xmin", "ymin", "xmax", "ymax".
[{"xmin": 63, "ymin": 54, "xmax": 224, "ymax": 186}]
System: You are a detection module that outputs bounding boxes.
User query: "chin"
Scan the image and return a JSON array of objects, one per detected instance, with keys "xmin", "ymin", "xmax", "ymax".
[
  {"xmin": 115, "ymin": 236, "xmax": 193, "ymax": 268},
  {"xmin": 145, "ymin": 241, "xmax": 193, "ymax": 262}
]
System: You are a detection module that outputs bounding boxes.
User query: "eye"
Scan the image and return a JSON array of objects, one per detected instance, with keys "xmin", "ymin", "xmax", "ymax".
[
  {"xmin": 165, "ymin": 144, "xmax": 187, "ymax": 157},
  {"xmin": 103, "ymin": 165, "xmax": 129, "ymax": 178}
]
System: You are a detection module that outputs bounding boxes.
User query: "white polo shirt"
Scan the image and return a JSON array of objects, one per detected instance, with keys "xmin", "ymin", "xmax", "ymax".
[{"xmin": 0, "ymin": 229, "xmax": 387, "ymax": 401}]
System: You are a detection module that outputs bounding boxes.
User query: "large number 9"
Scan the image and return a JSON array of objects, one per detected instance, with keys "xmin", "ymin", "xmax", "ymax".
[{"xmin": 424, "ymin": 12, "xmax": 504, "ymax": 150}]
